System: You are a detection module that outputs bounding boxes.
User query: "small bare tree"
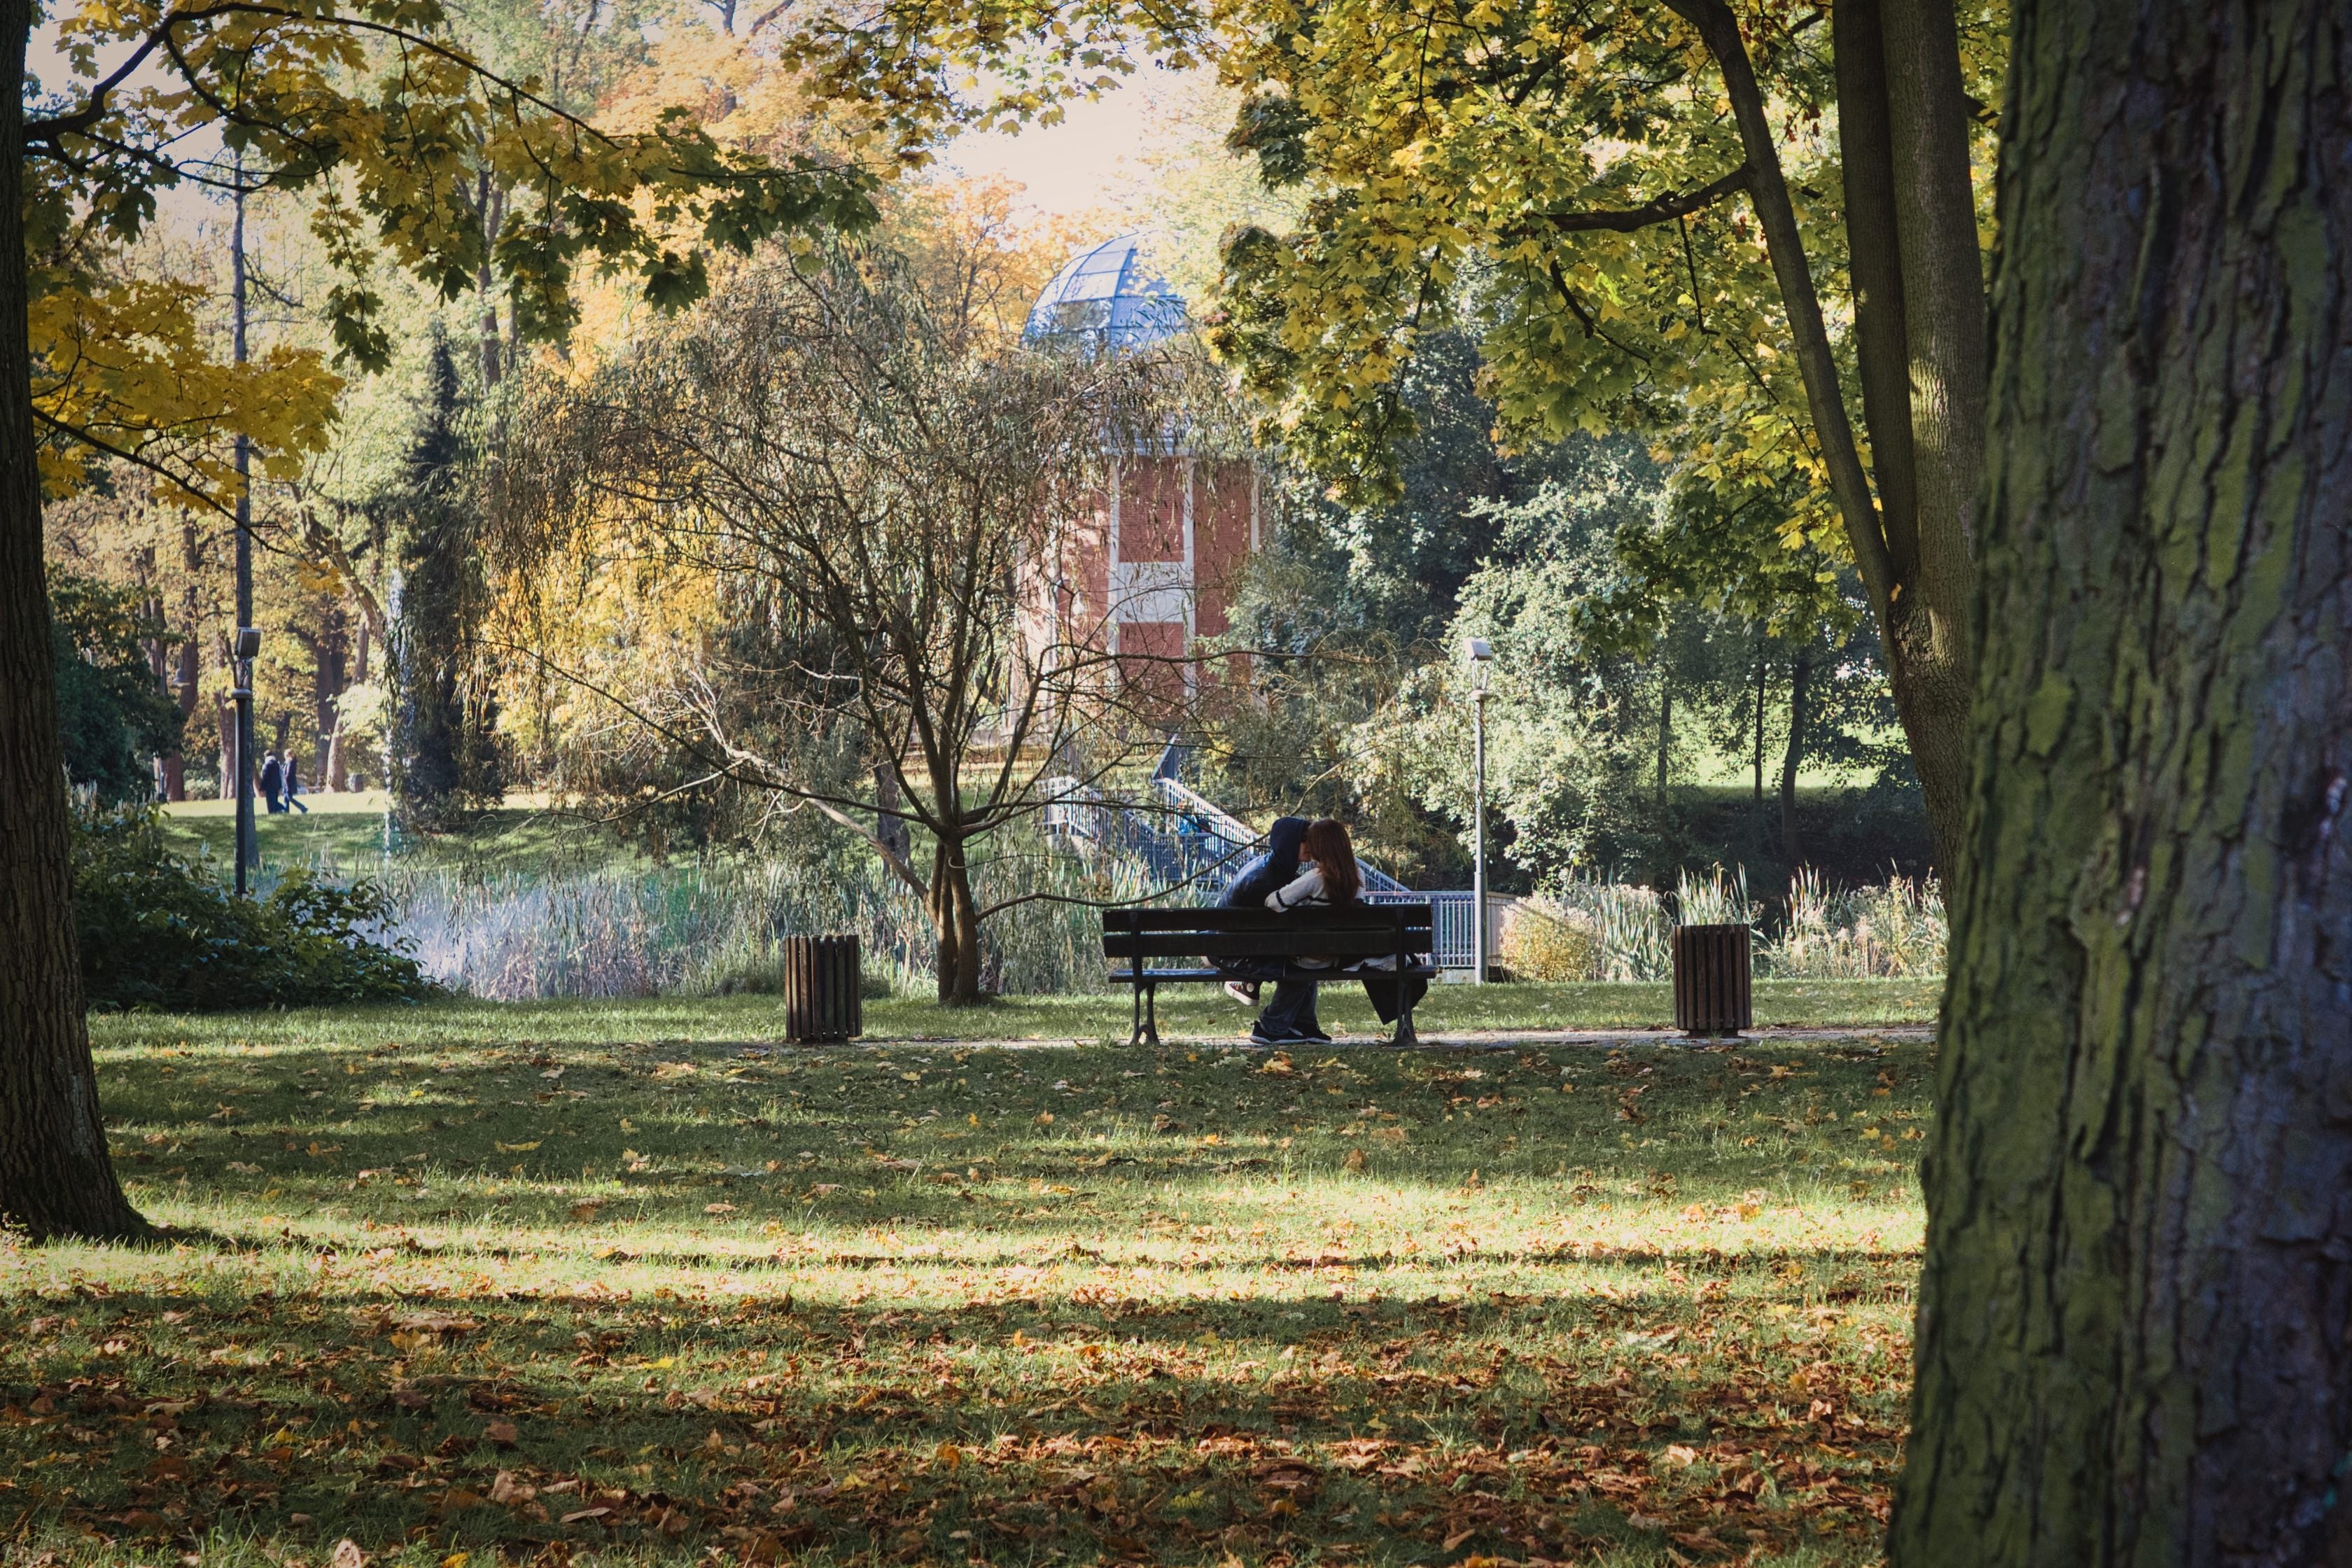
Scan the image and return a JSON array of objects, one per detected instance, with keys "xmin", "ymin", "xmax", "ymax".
[{"xmin": 500, "ymin": 241, "xmax": 1219, "ymax": 1002}]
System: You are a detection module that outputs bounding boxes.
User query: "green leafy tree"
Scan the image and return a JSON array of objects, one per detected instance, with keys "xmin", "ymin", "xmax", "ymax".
[
  {"xmin": 783, "ymin": 0, "xmax": 1998, "ymax": 861},
  {"xmin": 48, "ymin": 570, "xmax": 186, "ymax": 802},
  {"xmin": 0, "ymin": 0, "xmax": 874, "ymax": 1238}
]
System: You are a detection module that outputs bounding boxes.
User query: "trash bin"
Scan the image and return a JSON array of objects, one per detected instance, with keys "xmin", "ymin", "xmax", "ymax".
[
  {"xmin": 1672, "ymin": 923, "xmax": 1751, "ymax": 1037},
  {"xmin": 782, "ymin": 935, "xmax": 862, "ymax": 1042}
]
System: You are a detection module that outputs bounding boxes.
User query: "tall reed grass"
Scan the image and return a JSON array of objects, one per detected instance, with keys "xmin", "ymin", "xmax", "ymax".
[
  {"xmin": 378, "ymin": 839, "xmax": 1163, "ymax": 1001},
  {"xmin": 1524, "ymin": 866, "xmax": 1943, "ymax": 982},
  {"xmin": 1768, "ymin": 867, "xmax": 1946, "ymax": 979}
]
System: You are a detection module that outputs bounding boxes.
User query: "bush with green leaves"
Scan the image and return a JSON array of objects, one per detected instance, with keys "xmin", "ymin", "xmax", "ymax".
[
  {"xmin": 72, "ymin": 806, "xmax": 428, "ymax": 1011},
  {"xmin": 50, "ymin": 572, "xmax": 186, "ymax": 803}
]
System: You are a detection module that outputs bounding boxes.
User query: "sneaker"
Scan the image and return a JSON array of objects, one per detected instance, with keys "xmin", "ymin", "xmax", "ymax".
[
  {"xmin": 1250, "ymin": 1023, "xmax": 1299, "ymax": 1046},
  {"xmin": 1292, "ymin": 1024, "xmax": 1334, "ymax": 1044},
  {"xmin": 1224, "ymin": 980, "xmax": 1260, "ymax": 1005}
]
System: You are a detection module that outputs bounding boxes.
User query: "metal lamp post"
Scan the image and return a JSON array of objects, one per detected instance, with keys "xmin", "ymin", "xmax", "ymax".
[
  {"xmin": 1464, "ymin": 636, "xmax": 1492, "ymax": 983},
  {"xmin": 231, "ymin": 171, "xmax": 257, "ymax": 896}
]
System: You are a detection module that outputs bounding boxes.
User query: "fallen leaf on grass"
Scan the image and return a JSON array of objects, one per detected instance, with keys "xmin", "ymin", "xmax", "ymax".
[
  {"xmin": 330, "ymin": 1542, "xmax": 366, "ymax": 1568},
  {"xmin": 482, "ymin": 1420, "xmax": 518, "ymax": 1446},
  {"xmin": 496, "ymin": 1140, "xmax": 542, "ymax": 1153},
  {"xmin": 874, "ymin": 1156, "xmax": 921, "ymax": 1173},
  {"xmin": 705, "ymin": 1202, "xmax": 738, "ymax": 1215},
  {"xmin": 569, "ymin": 1200, "xmax": 606, "ymax": 1221},
  {"xmin": 226, "ymin": 1161, "xmax": 261, "ymax": 1174},
  {"xmin": 1342, "ymin": 1149, "xmax": 1367, "ymax": 1172},
  {"xmin": 560, "ymin": 1506, "xmax": 612, "ymax": 1525}
]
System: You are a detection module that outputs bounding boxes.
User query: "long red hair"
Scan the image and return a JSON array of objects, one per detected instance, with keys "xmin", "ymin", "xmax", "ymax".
[{"xmin": 1301, "ymin": 819, "xmax": 1361, "ymax": 905}]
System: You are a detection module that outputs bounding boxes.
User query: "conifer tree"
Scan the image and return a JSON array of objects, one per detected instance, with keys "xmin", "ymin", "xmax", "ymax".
[{"xmin": 389, "ymin": 337, "xmax": 502, "ymax": 828}]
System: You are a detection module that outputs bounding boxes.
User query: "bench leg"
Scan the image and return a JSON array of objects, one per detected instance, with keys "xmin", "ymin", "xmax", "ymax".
[
  {"xmin": 1392, "ymin": 1008, "xmax": 1417, "ymax": 1046},
  {"xmin": 1142, "ymin": 983, "xmax": 1162, "ymax": 1046},
  {"xmin": 1130, "ymin": 983, "xmax": 1147, "ymax": 1047}
]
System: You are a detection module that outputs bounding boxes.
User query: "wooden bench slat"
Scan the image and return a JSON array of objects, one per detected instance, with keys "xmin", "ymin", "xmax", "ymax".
[
  {"xmin": 1110, "ymin": 966, "xmax": 1438, "ymax": 981},
  {"xmin": 1103, "ymin": 906, "xmax": 1433, "ymax": 931},
  {"xmin": 1099, "ymin": 902, "xmax": 1434, "ymax": 1046},
  {"xmin": 1107, "ymin": 933, "xmax": 1428, "ymax": 959}
]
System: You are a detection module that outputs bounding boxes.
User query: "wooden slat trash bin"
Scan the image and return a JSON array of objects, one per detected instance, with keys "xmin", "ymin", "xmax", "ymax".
[
  {"xmin": 1673, "ymin": 923, "xmax": 1752, "ymax": 1037},
  {"xmin": 781, "ymin": 935, "xmax": 862, "ymax": 1042}
]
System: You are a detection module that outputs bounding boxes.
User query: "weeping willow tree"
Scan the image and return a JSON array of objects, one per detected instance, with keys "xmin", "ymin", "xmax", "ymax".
[{"xmin": 497, "ymin": 241, "xmax": 1223, "ymax": 1002}]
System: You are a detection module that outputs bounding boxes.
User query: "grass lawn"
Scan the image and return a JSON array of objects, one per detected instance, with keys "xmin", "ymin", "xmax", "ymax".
[
  {"xmin": 4, "ymin": 992, "xmax": 1934, "ymax": 1566},
  {"xmin": 158, "ymin": 792, "xmax": 634, "ymax": 879}
]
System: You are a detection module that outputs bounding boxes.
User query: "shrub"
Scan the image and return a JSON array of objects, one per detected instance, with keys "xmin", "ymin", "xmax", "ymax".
[
  {"xmin": 1497, "ymin": 900, "xmax": 1597, "ymax": 981},
  {"xmin": 72, "ymin": 806, "xmax": 428, "ymax": 1011}
]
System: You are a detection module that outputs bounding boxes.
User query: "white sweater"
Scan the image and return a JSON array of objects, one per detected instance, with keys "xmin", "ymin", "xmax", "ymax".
[{"xmin": 1266, "ymin": 863, "xmax": 1334, "ymax": 912}]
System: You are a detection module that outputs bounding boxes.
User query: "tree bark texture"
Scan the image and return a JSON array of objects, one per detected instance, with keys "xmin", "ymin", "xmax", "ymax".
[
  {"xmin": 0, "ymin": 0, "xmax": 148, "ymax": 1241},
  {"xmin": 929, "ymin": 837, "xmax": 984, "ymax": 1006},
  {"xmin": 1893, "ymin": 4, "xmax": 2352, "ymax": 1563},
  {"xmin": 1877, "ymin": 0, "xmax": 1988, "ymax": 872},
  {"xmin": 1684, "ymin": 0, "xmax": 1978, "ymax": 865},
  {"xmin": 1833, "ymin": 0, "xmax": 1921, "ymax": 566}
]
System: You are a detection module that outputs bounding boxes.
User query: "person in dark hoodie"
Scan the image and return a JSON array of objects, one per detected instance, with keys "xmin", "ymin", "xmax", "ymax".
[
  {"xmin": 1216, "ymin": 815, "xmax": 1431, "ymax": 1045},
  {"xmin": 1212, "ymin": 816, "xmax": 1307, "ymax": 1009}
]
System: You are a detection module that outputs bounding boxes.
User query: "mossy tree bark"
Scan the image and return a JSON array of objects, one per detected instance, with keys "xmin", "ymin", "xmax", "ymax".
[
  {"xmin": 0, "ymin": 0, "xmax": 148, "ymax": 1242},
  {"xmin": 1893, "ymin": 1, "xmax": 2352, "ymax": 1560}
]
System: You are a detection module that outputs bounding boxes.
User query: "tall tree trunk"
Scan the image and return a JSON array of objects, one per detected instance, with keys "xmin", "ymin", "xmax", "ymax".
[
  {"xmin": 475, "ymin": 171, "xmax": 504, "ymax": 388},
  {"xmin": 1780, "ymin": 646, "xmax": 1809, "ymax": 867},
  {"xmin": 1834, "ymin": 0, "xmax": 1920, "ymax": 567},
  {"xmin": 929, "ymin": 836, "xmax": 983, "ymax": 1005},
  {"xmin": 1892, "ymin": 3, "xmax": 2352, "ymax": 1561},
  {"xmin": 1878, "ymin": 0, "xmax": 1987, "ymax": 879},
  {"xmin": 1751, "ymin": 630, "xmax": 1767, "ymax": 805},
  {"xmin": 1833, "ymin": 0, "xmax": 1976, "ymax": 864},
  {"xmin": 162, "ymin": 519, "xmax": 201, "ymax": 802},
  {"xmin": 0, "ymin": 0, "xmax": 146, "ymax": 1240},
  {"xmin": 215, "ymin": 690, "xmax": 235, "ymax": 800},
  {"xmin": 1654, "ymin": 677, "xmax": 1672, "ymax": 806},
  {"xmin": 311, "ymin": 598, "xmax": 348, "ymax": 791},
  {"xmin": 1665, "ymin": 0, "xmax": 1975, "ymax": 869}
]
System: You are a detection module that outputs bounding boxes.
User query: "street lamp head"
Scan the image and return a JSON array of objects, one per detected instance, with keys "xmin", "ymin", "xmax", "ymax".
[
  {"xmin": 1462, "ymin": 635, "xmax": 1492, "ymax": 694},
  {"xmin": 234, "ymin": 626, "xmax": 262, "ymax": 661}
]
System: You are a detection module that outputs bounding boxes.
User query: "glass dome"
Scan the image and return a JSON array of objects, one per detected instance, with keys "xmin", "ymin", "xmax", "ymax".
[{"xmin": 1022, "ymin": 233, "xmax": 1190, "ymax": 351}]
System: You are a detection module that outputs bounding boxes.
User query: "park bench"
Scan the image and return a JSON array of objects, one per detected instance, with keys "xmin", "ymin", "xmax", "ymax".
[{"xmin": 1102, "ymin": 904, "xmax": 1438, "ymax": 1046}]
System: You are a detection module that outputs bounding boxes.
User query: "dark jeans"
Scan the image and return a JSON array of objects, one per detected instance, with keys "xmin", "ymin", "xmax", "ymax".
[{"xmin": 1256, "ymin": 977, "xmax": 1322, "ymax": 1037}]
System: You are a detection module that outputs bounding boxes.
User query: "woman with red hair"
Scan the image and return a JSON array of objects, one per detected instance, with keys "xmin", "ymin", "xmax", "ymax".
[{"xmin": 1250, "ymin": 818, "xmax": 1360, "ymax": 1043}]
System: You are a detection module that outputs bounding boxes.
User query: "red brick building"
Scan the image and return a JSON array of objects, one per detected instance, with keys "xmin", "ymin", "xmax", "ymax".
[{"xmin": 1022, "ymin": 236, "xmax": 1261, "ymax": 704}]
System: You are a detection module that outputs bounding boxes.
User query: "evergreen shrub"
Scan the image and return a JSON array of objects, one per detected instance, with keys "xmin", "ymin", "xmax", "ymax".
[{"xmin": 72, "ymin": 806, "xmax": 428, "ymax": 1011}]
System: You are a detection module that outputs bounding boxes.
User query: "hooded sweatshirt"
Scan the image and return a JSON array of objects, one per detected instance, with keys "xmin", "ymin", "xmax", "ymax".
[{"xmin": 1215, "ymin": 816, "xmax": 1309, "ymax": 909}]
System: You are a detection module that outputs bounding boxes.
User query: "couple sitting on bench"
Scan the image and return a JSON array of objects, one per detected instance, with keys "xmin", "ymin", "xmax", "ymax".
[{"xmin": 1217, "ymin": 816, "xmax": 1430, "ymax": 1045}]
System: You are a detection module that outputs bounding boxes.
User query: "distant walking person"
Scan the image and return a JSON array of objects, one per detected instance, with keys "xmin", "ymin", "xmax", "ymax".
[
  {"xmin": 259, "ymin": 752, "xmax": 286, "ymax": 813},
  {"xmin": 283, "ymin": 752, "xmax": 309, "ymax": 813}
]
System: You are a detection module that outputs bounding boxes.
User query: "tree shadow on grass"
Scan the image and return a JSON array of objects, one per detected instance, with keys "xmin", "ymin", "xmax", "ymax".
[{"xmin": 0, "ymin": 1284, "xmax": 1904, "ymax": 1564}]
